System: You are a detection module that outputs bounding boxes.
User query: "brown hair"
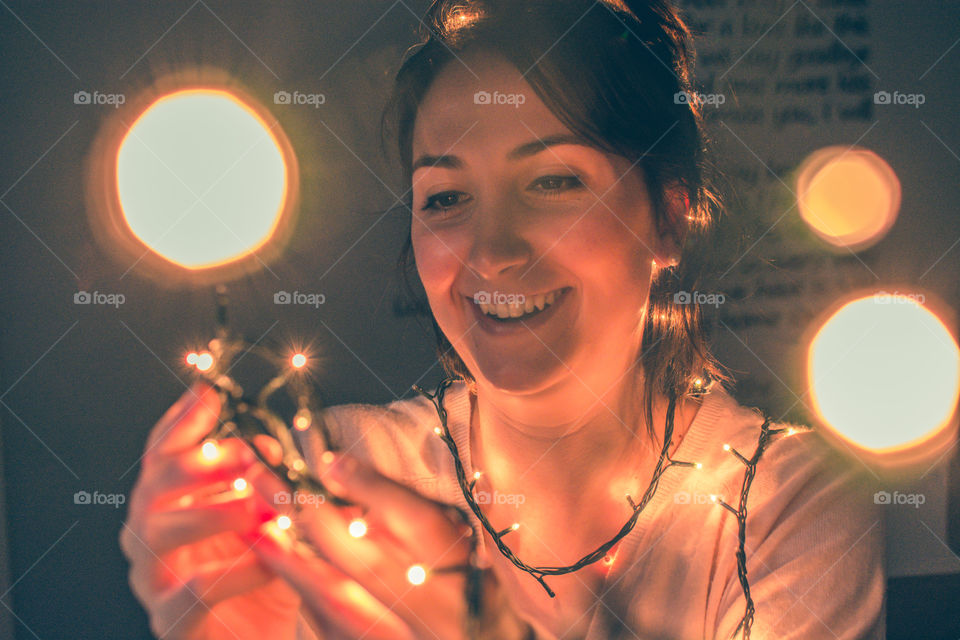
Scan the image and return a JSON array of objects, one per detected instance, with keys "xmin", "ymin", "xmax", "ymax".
[{"xmin": 381, "ymin": 0, "xmax": 732, "ymax": 445}]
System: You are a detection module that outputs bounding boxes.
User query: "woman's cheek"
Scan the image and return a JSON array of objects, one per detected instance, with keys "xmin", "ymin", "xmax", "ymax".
[{"xmin": 411, "ymin": 224, "xmax": 461, "ymax": 301}]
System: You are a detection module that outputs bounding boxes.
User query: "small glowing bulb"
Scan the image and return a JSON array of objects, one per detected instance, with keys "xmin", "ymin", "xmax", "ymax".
[
  {"xmin": 292, "ymin": 459, "xmax": 306, "ymax": 472},
  {"xmin": 321, "ymin": 450, "xmax": 335, "ymax": 466},
  {"xmin": 294, "ymin": 410, "xmax": 311, "ymax": 431},
  {"xmin": 786, "ymin": 427, "xmax": 796, "ymax": 436},
  {"xmin": 291, "ymin": 353, "xmax": 307, "ymax": 369},
  {"xmin": 276, "ymin": 515, "xmax": 292, "ymax": 530},
  {"xmin": 201, "ymin": 440, "xmax": 219, "ymax": 461},
  {"xmin": 709, "ymin": 494, "xmax": 718, "ymax": 503},
  {"xmin": 406, "ymin": 564, "xmax": 427, "ymax": 585},
  {"xmin": 694, "ymin": 378, "xmax": 703, "ymax": 386},
  {"xmin": 433, "ymin": 426, "xmax": 443, "ymax": 436},
  {"xmin": 185, "ymin": 352, "xmax": 198, "ymax": 365},
  {"xmin": 472, "ymin": 471, "xmax": 482, "ymax": 481},
  {"xmin": 510, "ymin": 522, "xmax": 520, "ymax": 531},
  {"xmin": 195, "ymin": 351, "xmax": 214, "ymax": 371},
  {"xmin": 348, "ymin": 518, "xmax": 368, "ymax": 538},
  {"xmin": 602, "ymin": 554, "xmax": 615, "ymax": 566},
  {"xmin": 694, "ymin": 462, "xmax": 703, "ymax": 470},
  {"xmin": 232, "ymin": 477, "xmax": 248, "ymax": 492},
  {"xmin": 723, "ymin": 443, "xmax": 731, "ymax": 451}
]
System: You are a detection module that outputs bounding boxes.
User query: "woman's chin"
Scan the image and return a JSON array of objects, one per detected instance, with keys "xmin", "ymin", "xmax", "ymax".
[{"xmin": 471, "ymin": 357, "xmax": 565, "ymax": 395}]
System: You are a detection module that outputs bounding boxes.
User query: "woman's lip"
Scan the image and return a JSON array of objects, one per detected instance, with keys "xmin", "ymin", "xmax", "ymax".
[{"xmin": 466, "ymin": 287, "xmax": 572, "ymax": 335}]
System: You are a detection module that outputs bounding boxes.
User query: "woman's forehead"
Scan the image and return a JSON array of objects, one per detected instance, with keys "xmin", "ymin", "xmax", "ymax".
[{"xmin": 411, "ymin": 54, "xmax": 572, "ymax": 159}]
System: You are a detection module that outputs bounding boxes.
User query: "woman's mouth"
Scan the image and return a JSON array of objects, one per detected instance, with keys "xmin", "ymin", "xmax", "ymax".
[{"xmin": 467, "ymin": 287, "xmax": 572, "ymax": 333}]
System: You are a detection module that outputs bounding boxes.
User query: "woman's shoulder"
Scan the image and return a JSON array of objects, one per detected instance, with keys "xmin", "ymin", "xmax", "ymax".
[{"xmin": 687, "ymin": 383, "xmax": 879, "ymax": 527}]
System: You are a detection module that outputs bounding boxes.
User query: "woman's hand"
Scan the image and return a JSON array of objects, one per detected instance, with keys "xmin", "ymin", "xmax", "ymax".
[
  {"xmin": 119, "ymin": 381, "xmax": 302, "ymax": 639},
  {"xmin": 243, "ymin": 451, "xmax": 534, "ymax": 640}
]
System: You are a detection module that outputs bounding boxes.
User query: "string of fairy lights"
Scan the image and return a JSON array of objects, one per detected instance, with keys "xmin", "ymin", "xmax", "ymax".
[{"xmin": 185, "ymin": 286, "xmax": 807, "ymax": 640}]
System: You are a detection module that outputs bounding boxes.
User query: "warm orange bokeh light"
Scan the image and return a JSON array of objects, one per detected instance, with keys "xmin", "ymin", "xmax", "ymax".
[
  {"xmin": 796, "ymin": 146, "xmax": 900, "ymax": 251},
  {"xmin": 201, "ymin": 440, "xmax": 220, "ymax": 462},
  {"xmin": 406, "ymin": 564, "xmax": 427, "ymax": 585},
  {"xmin": 116, "ymin": 88, "xmax": 289, "ymax": 270},
  {"xmin": 348, "ymin": 518, "xmax": 368, "ymax": 538},
  {"xmin": 291, "ymin": 353, "xmax": 307, "ymax": 369},
  {"xmin": 807, "ymin": 293, "xmax": 959, "ymax": 467},
  {"xmin": 195, "ymin": 351, "xmax": 214, "ymax": 371}
]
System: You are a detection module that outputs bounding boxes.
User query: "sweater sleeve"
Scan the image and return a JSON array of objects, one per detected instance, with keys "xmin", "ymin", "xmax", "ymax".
[{"xmin": 713, "ymin": 431, "xmax": 886, "ymax": 640}]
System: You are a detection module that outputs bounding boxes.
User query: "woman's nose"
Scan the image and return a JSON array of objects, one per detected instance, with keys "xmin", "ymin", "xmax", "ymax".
[{"xmin": 464, "ymin": 202, "xmax": 532, "ymax": 280}]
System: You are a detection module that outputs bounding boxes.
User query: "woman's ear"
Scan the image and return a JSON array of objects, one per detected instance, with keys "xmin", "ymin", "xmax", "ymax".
[{"xmin": 653, "ymin": 185, "xmax": 689, "ymax": 267}]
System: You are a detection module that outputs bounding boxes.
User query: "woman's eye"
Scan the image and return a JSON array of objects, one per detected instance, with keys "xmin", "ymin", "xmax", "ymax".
[
  {"xmin": 421, "ymin": 191, "xmax": 469, "ymax": 212},
  {"xmin": 530, "ymin": 175, "xmax": 585, "ymax": 197}
]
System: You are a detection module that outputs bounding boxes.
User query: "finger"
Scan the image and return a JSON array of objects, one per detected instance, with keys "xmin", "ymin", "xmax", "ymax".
[
  {"xmin": 149, "ymin": 552, "xmax": 292, "ymax": 638},
  {"xmin": 320, "ymin": 453, "xmax": 473, "ymax": 562},
  {"xmin": 247, "ymin": 463, "xmax": 416, "ymax": 571},
  {"xmin": 252, "ymin": 462, "xmax": 471, "ymax": 637},
  {"xmin": 138, "ymin": 438, "xmax": 259, "ymax": 510},
  {"xmin": 146, "ymin": 380, "xmax": 222, "ymax": 459},
  {"xmin": 250, "ymin": 434, "xmax": 284, "ymax": 467},
  {"xmin": 241, "ymin": 522, "xmax": 417, "ymax": 640},
  {"xmin": 142, "ymin": 489, "xmax": 277, "ymax": 557}
]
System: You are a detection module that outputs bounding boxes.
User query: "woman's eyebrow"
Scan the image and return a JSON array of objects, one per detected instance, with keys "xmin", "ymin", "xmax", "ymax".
[{"xmin": 412, "ymin": 133, "xmax": 594, "ymax": 173}]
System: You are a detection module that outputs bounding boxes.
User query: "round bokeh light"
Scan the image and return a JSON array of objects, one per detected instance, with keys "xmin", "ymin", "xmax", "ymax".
[
  {"xmin": 807, "ymin": 292, "xmax": 959, "ymax": 466},
  {"xmin": 116, "ymin": 88, "xmax": 288, "ymax": 269}
]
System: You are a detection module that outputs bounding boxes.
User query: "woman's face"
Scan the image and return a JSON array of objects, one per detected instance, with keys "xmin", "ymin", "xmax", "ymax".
[{"xmin": 410, "ymin": 51, "xmax": 678, "ymax": 398}]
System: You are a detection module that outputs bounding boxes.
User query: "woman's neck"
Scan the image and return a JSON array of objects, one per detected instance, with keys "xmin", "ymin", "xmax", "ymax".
[{"xmin": 468, "ymin": 376, "xmax": 683, "ymax": 510}]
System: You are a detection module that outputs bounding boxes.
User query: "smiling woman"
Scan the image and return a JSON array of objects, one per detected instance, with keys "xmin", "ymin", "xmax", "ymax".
[{"xmin": 121, "ymin": 1, "xmax": 885, "ymax": 639}]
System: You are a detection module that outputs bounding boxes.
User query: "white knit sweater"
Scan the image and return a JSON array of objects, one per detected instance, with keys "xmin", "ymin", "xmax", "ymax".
[{"xmin": 294, "ymin": 380, "xmax": 886, "ymax": 639}]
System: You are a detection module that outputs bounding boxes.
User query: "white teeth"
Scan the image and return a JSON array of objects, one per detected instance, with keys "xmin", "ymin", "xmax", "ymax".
[{"xmin": 477, "ymin": 289, "xmax": 564, "ymax": 319}]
